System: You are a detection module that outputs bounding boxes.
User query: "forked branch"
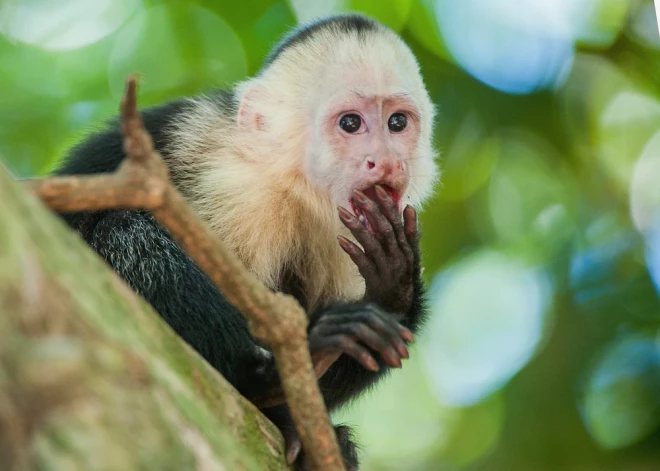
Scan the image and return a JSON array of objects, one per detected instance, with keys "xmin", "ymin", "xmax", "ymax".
[{"xmin": 24, "ymin": 76, "xmax": 344, "ymax": 471}]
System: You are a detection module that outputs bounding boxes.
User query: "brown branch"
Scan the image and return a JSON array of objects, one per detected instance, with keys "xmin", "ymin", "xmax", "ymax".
[{"xmin": 24, "ymin": 76, "xmax": 344, "ymax": 471}]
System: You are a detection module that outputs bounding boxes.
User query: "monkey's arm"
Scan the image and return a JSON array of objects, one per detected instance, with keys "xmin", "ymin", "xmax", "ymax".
[{"xmin": 314, "ymin": 187, "xmax": 427, "ymax": 410}]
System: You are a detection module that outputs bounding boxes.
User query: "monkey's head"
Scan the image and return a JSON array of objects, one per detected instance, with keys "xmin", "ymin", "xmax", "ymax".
[{"xmin": 236, "ymin": 15, "xmax": 438, "ymax": 225}]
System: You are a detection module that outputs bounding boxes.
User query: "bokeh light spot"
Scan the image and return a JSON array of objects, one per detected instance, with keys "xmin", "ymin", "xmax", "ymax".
[
  {"xmin": 597, "ymin": 91, "xmax": 660, "ymax": 190},
  {"xmin": 420, "ymin": 250, "xmax": 550, "ymax": 406},
  {"xmin": 484, "ymin": 130, "xmax": 575, "ymax": 245},
  {"xmin": 434, "ymin": 0, "xmax": 577, "ymax": 94},
  {"xmin": 645, "ymin": 225, "xmax": 660, "ymax": 297},
  {"xmin": 0, "ymin": 0, "xmax": 141, "ymax": 51},
  {"xmin": 108, "ymin": 5, "xmax": 247, "ymax": 101},
  {"xmin": 333, "ymin": 359, "xmax": 451, "ymax": 470},
  {"xmin": 581, "ymin": 333, "xmax": 660, "ymax": 449},
  {"xmin": 286, "ymin": 0, "xmax": 347, "ymax": 23},
  {"xmin": 630, "ymin": 131, "xmax": 660, "ymax": 235},
  {"xmin": 438, "ymin": 112, "xmax": 499, "ymax": 202}
]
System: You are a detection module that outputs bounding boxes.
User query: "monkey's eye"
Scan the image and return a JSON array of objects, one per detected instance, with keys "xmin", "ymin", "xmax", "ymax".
[
  {"xmin": 388, "ymin": 113, "xmax": 407, "ymax": 133},
  {"xmin": 339, "ymin": 114, "xmax": 362, "ymax": 134}
]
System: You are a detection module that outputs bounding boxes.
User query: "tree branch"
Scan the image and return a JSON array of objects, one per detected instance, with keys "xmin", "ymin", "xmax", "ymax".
[{"xmin": 23, "ymin": 76, "xmax": 344, "ymax": 471}]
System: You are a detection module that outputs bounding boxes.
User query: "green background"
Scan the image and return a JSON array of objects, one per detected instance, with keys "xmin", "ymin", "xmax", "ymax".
[{"xmin": 2, "ymin": 0, "xmax": 660, "ymax": 469}]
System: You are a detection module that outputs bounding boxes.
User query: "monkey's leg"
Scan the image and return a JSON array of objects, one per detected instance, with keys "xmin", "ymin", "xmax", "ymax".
[
  {"xmin": 295, "ymin": 424, "xmax": 359, "ymax": 471},
  {"xmin": 263, "ymin": 405, "xmax": 359, "ymax": 471}
]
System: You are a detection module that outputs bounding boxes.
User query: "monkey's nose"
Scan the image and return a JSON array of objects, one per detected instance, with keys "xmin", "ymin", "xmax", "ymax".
[{"xmin": 364, "ymin": 158, "xmax": 401, "ymax": 178}]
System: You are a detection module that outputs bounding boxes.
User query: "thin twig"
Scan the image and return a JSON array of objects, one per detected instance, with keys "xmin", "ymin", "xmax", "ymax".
[{"xmin": 24, "ymin": 76, "xmax": 344, "ymax": 471}]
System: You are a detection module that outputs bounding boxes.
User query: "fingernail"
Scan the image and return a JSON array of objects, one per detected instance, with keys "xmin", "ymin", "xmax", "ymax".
[
  {"xmin": 338, "ymin": 206, "xmax": 354, "ymax": 220},
  {"xmin": 375, "ymin": 185, "xmax": 389, "ymax": 200},
  {"xmin": 408, "ymin": 205, "xmax": 418, "ymax": 222},
  {"xmin": 366, "ymin": 356, "xmax": 379, "ymax": 371},
  {"xmin": 354, "ymin": 190, "xmax": 368, "ymax": 203},
  {"xmin": 397, "ymin": 342, "xmax": 409, "ymax": 359},
  {"xmin": 401, "ymin": 328, "xmax": 414, "ymax": 342},
  {"xmin": 337, "ymin": 235, "xmax": 351, "ymax": 249},
  {"xmin": 389, "ymin": 350, "xmax": 402, "ymax": 368}
]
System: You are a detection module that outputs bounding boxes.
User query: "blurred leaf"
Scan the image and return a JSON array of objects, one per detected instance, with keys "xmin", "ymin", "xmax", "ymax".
[
  {"xmin": 597, "ymin": 90, "xmax": 660, "ymax": 191},
  {"xmin": 0, "ymin": 0, "xmax": 140, "ymax": 51},
  {"xmin": 421, "ymin": 250, "xmax": 550, "ymax": 406},
  {"xmin": 251, "ymin": 2, "xmax": 297, "ymax": 67},
  {"xmin": 441, "ymin": 394, "xmax": 504, "ymax": 467},
  {"xmin": 483, "ymin": 130, "xmax": 577, "ymax": 247},
  {"xmin": 437, "ymin": 111, "xmax": 498, "ymax": 201},
  {"xmin": 108, "ymin": 4, "xmax": 248, "ymax": 104},
  {"xmin": 581, "ymin": 334, "xmax": 660, "ymax": 449},
  {"xmin": 286, "ymin": 0, "xmax": 347, "ymax": 23},
  {"xmin": 287, "ymin": 0, "xmax": 412, "ymax": 31},
  {"xmin": 406, "ymin": 0, "xmax": 450, "ymax": 60},
  {"xmin": 349, "ymin": 0, "xmax": 413, "ymax": 32},
  {"xmin": 574, "ymin": 0, "xmax": 631, "ymax": 48},
  {"xmin": 335, "ymin": 357, "xmax": 453, "ymax": 471}
]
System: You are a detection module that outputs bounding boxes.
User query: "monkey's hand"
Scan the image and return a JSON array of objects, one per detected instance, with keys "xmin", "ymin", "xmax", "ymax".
[
  {"xmin": 308, "ymin": 303, "xmax": 413, "ymax": 376},
  {"xmin": 338, "ymin": 185, "xmax": 420, "ymax": 317}
]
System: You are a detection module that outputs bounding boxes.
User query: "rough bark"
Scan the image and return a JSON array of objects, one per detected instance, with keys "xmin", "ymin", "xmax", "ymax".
[{"xmin": 0, "ymin": 165, "xmax": 291, "ymax": 470}]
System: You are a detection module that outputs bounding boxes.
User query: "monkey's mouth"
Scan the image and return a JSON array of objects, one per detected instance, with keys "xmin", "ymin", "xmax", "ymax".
[{"xmin": 349, "ymin": 184, "xmax": 402, "ymax": 232}]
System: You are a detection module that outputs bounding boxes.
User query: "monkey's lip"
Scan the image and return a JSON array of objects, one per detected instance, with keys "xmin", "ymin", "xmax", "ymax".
[{"xmin": 349, "ymin": 184, "xmax": 402, "ymax": 232}]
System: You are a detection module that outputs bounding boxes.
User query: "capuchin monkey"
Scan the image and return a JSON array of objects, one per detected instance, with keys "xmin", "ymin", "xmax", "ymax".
[{"xmin": 55, "ymin": 14, "xmax": 438, "ymax": 470}]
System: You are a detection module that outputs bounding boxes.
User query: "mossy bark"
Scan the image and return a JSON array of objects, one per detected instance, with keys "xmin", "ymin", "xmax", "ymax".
[{"xmin": 0, "ymin": 166, "xmax": 290, "ymax": 471}]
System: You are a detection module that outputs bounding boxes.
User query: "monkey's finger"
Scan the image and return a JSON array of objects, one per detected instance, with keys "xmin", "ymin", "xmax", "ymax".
[
  {"xmin": 338, "ymin": 206, "xmax": 388, "ymax": 273},
  {"xmin": 319, "ymin": 322, "xmax": 404, "ymax": 368},
  {"xmin": 374, "ymin": 184, "xmax": 416, "ymax": 268},
  {"xmin": 403, "ymin": 205, "xmax": 418, "ymax": 241},
  {"xmin": 357, "ymin": 310, "xmax": 411, "ymax": 358},
  {"xmin": 360, "ymin": 305, "xmax": 415, "ymax": 343},
  {"xmin": 354, "ymin": 189, "xmax": 399, "ymax": 256},
  {"xmin": 374, "ymin": 185, "xmax": 408, "ymax": 242},
  {"xmin": 328, "ymin": 303, "xmax": 413, "ymax": 351},
  {"xmin": 330, "ymin": 312, "xmax": 409, "ymax": 360},
  {"xmin": 311, "ymin": 335, "xmax": 380, "ymax": 372},
  {"xmin": 361, "ymin": 306, "xmax": 414, "ymax": 342},
  {"xmin": 337, "ymin": 236, "xmax": 377, "ymax": 280}
]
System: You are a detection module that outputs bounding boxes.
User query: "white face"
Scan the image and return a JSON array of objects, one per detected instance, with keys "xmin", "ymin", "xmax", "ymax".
[
  {"xmin": 236, "ymin": 28, "xmax": 439, "ymax": 219},
  {"xmin": 305, "ymin": 65, "xmax": 436, "ymax": 223}
]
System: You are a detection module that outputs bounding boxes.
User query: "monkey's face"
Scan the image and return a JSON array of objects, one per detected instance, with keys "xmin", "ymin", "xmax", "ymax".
[
  {"xmin": 237, "ymin": 29, "xmax": 439, "ymax": 219},
  {"xmin": 307, "ymin": 66, "xmax": 435, "ymax": 230},
  {"xmin": 322, "ymin": 91, "xmax": 419, "ymax": 223}
]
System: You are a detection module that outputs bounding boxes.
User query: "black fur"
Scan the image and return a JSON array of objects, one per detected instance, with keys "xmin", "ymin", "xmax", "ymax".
[{"xmin": 262, "ymin": 14, "xmax": 379, "ymax": 70}]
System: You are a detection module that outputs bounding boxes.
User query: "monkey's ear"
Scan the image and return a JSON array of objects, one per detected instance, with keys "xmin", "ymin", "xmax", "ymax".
[{"xmin": 237, "ymin": 85, "xmax": 267, "ymax": 133}]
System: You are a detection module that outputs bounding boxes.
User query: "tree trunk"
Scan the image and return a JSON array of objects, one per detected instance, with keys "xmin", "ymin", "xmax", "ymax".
[{"xmin": 0, "ymin": 165, "xmax": 290, "ymax": 471}]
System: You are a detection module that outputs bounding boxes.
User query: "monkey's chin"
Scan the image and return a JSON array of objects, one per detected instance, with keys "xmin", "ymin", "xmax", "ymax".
[{"xmin": 350, "ymin": 184, "xmax": 402, "ymax": 233}]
